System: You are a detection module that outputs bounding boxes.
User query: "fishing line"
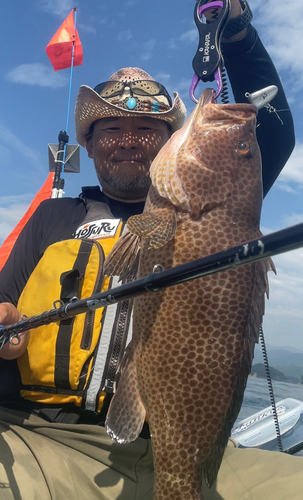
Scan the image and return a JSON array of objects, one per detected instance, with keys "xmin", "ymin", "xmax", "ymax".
[
  {"xmin": 220, "ymin": 67, "xmax": 229, "ymax": 103},
  {"xmin": 207, "ymin": 1, "xmax": 229, "ymax": 103},
  {"xmin": 259, "ymin": 325, "xmax": 284, "ymax": 452},
  {"xmin": 264, "ymin": 105, "xmax": 290, "ymax": 125}
]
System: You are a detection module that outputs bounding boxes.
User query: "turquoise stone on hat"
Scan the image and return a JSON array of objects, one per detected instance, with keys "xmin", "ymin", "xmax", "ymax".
[
  {"xmin": 127, "ymin": 98, "xmax": 137, "ymax": 109},
  {"xmin": 152, "ymin": 102, "xmax": 161, "ymax": 112}
]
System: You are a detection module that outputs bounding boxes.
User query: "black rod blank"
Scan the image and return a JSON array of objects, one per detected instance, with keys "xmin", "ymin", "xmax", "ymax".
[{"xmin": 1, "ymin": 222, "xmax": 302, "ymax": 347}]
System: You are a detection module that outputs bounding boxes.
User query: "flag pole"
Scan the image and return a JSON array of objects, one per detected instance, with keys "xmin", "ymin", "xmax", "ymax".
[
  {"xmin": 0, "ymin": 8, "xmax": 83, "ymax": 269},
  {"xmin": 65, "ymin": 7, "xmax": 77, "ymax": 134},
  {"xmin": 51, "ymin": 6, "xmax": 78, "ymax": 199}
]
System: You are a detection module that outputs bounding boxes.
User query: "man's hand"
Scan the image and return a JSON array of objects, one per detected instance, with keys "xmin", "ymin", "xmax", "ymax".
[
  {"xmin": 0, "ymin": 303, "xmax": 30, "ymax": 360},
  {"xmin": 223, "ymin": 0, "xmax": 248, "ymax": 42},
  {"xmin": 229, "ymin": 0, "xmax": 244, "ymax": 19},
  {"xmin": 204, "ymin": 0, "xmax": 248, "ymax": 43}
]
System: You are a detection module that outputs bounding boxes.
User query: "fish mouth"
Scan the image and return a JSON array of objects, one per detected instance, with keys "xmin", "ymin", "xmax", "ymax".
[{"xmin": 202, "ymin": 103, "xmax": 258, "ymax": 125}]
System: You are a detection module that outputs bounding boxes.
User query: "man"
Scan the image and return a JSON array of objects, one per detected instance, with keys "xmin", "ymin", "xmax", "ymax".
[{"xmin": 0, "ymin": 1, "xmax": 301, "ymax": 499}]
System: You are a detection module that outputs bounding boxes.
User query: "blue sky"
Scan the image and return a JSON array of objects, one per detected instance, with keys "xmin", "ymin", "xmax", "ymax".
[{"xmin": 0, "ymin": 0, "xmax": 302, "ymax": 351}]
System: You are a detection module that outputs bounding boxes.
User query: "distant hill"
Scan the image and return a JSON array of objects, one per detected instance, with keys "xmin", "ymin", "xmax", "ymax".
[
  {"xmin": 268, "ymin": 345, "xmax": 303, "ymax": 354},
  {"xmin": 278, "ymin": 366, "xmax": 303, "ymax": 383},
  {"xmin": 250, "ymin": 363, "xmax": 289, "ymax": 382},
  {"xmin": 252, "ymin": 344, "xmax": 303, "ymax": 381},
  {"xmin": 253, "ymin": 345, "xmax": 303, "ymax": 367}
]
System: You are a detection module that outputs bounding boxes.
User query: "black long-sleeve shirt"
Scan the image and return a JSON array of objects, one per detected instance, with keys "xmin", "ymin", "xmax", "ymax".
[
  {"xmin": 223, "ymin": 26, "xmax": 295, "ymax": 195},
  {"xmin": 0, "ymin": 26, "xmax": 295, "ymax": 404}
]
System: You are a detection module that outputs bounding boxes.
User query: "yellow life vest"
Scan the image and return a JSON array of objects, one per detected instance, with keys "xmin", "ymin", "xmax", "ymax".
[{"xmin": 16, "ymin": 218, "xmax": 128, "ymax": 413}]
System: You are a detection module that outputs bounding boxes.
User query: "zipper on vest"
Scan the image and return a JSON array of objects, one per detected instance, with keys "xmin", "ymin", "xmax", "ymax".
[
  {"xmin": 103, "ymin": 298, "xmax": 131, "ymax": 393},
  {"xmin": 80, "ymin": 240, "xmax": 105, "ymax": 350}
]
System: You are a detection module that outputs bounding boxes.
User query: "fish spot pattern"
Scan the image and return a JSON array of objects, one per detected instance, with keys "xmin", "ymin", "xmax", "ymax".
[{"xmin": 106, "ymin": 96, "xmax": 273, "ymax": 500}]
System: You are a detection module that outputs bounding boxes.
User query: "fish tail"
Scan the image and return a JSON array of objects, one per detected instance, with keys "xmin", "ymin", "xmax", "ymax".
[{"xmin": 105, "ymin": 344, "xmax": 146, "ymax": 443}]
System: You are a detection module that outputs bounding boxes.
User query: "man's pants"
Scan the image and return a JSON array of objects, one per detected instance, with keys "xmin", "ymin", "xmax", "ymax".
[{"xmin": 0, "ymin": 407, "xmax": 302, "ymax": 500}]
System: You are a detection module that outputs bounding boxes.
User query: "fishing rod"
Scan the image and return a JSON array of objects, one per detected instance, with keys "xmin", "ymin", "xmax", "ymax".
[{"xmin": 1, "ymin": 222, "xmax": 303, "ymax": 348}]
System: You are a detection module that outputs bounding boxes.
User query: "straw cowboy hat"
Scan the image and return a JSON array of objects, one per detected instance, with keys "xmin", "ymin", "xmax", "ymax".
[{"xmin": 74, "ymin": 67, "xmax": 187, "ymax": 148}]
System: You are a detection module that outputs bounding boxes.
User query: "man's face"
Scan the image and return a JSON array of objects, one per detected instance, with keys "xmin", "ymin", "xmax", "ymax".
[{"xmin": 86, "ymin": 116, "xmax": 171, "ymax": 202}]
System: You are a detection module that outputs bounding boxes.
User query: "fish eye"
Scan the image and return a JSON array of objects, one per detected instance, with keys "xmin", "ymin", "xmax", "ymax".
[{"xmin": 235, "ymin": 141, "xmax": 251, "ymax": 158}]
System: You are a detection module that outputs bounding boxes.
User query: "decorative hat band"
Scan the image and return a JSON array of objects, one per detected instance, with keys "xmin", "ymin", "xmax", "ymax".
[
  {"xmin": 94, "ymin": 79, "xmax": 172, "ymax": 112},
  {"xmin": 74, "ymin": 67, "xmax": 187, "ymax": 148}
]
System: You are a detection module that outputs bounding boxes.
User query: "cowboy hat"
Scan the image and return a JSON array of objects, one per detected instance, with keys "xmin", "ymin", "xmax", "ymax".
[{"xmin": 74, "ymin": 67, "xmax": 187, "ymax": 148}]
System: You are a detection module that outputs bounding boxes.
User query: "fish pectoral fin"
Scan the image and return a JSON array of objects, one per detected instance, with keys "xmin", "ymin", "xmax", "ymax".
[
  {"xmin": 105, "ymin": 347, "xmax": 146, "ymax": 444},
  {"xmin": 104, "ymin": 231, "xmax": 140, "ymax": 278},
  {"xmin": 256, "ymin": 231, "xmax": 276, "ymax": 299},
  {"xmin": 127, "ymin": 208, "xmax": 177, "ymax": 249},
  {"xmin": 104, "ymin": 208, "xmax": 176, "ymax": 277}
]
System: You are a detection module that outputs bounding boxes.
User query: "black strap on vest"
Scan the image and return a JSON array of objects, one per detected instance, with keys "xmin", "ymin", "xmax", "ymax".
[{"xmin": 54, "ymin": 240, "xmax": 93, "ymax": 389}]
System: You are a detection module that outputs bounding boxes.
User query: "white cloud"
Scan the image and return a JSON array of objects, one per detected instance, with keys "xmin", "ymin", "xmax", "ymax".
[
  {"xmin": 260, "ymin": 225, "xmax": 275, "ymax": 236},
  {"xmin": 37, "ymin": 0, "xmax": 73, "ymax": 16},
  {"xmin": 154, "ymin": 73, "xmax": 171, "ymax": 87},
  {"xmin": 0, "ymin": 195, "xmax": 34, "ymax": 244},
  {"xmin": 0, "ymin": 122, "xmax": 43, "ymax": 171},
  {"xmin": 0, "ymin": 202, "xmax": 31, "ymax": 244},
  {"xmin": 251, "ymin": 220, "xmax": 303, "ymax": 350},
  {"xmin": 281, "ymin": 213, "xmax": 303, "ymax": 227},
  {"xmin": 179, "ymin": 28, "xmax": 197, "ymax": 44},
  {"xmin": 77, "ymin": 22, "xmax": 96, "ymax": 35},
  {"xmin": 277, "ymin": 184, "xmax": 299, "ymax": 195},
  {"xmin": 167, "ymin": 23, "xmax": 197, "ymax": 51},
  {"xmin": 0, "ymin": 144, "xmax": 11, "ymax": 164},
  {"xmin": 0, "ymin": 195, "xmax": 33, "ymax": 206},
  {"xmin": 167, "ymin": 39, "xmax": 178, "ymax": 51},
  {"xmin": 172, "ymin": 77, "xmax": 196, "ymax": 113},
  {"xmin": 274, "ymin": 247, "xmax": 303, "ymax": 273},
  {"xmin": 5, "ymin": 63, "xmax": 68, "ymax": 88},
  {"xmin": 277, "ymin": 142, "xmax": 303, "ymax": 188},
  {"xmin": 262, "ymin": 248, "xmax": 303, "ymax": 350},
  {"xmin": 96, "ymin": 17, "xmax": 108, "ymax": 25},
  {"xmin": 253, "ymin": 0, "xmax": 303, "ymax": 91},
  {"xmin": 141, "ymin": 39, "xmax": 156, "ymax": 61},
  {"xmin": 118, "ymin": 30, "xmax": 133, "ymax": 42}
]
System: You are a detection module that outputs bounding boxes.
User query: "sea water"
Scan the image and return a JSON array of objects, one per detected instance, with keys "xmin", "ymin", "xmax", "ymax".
[{"xmin": 236, "ymin": 377, "xmax": 303, "ymax": 456}]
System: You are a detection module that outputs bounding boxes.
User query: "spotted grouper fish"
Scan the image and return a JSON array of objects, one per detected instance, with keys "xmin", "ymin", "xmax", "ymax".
[{"xmin": 104, "ymin": 89, "xmax": 274, "ymax": 500}]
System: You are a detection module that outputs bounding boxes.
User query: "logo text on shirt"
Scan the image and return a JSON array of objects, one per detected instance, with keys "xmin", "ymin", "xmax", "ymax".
[{"xmin": 74, "ymin": 219, "xmax": 121, "ymax": 240}]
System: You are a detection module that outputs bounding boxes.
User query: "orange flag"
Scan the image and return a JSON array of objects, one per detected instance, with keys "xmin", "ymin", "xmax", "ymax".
[
  {"xmin": 0, "ymin": 173, "xmax": 54, "ymax": 272},
  {"xmin": 46, "ymin": 9, "xmax": 83, "ymax": 71}
]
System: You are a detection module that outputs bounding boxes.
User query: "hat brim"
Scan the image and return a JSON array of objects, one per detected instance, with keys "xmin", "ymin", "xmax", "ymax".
[{"xmin": 74, "ymin": 85, "xmax": 187, "ymax": 148}]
